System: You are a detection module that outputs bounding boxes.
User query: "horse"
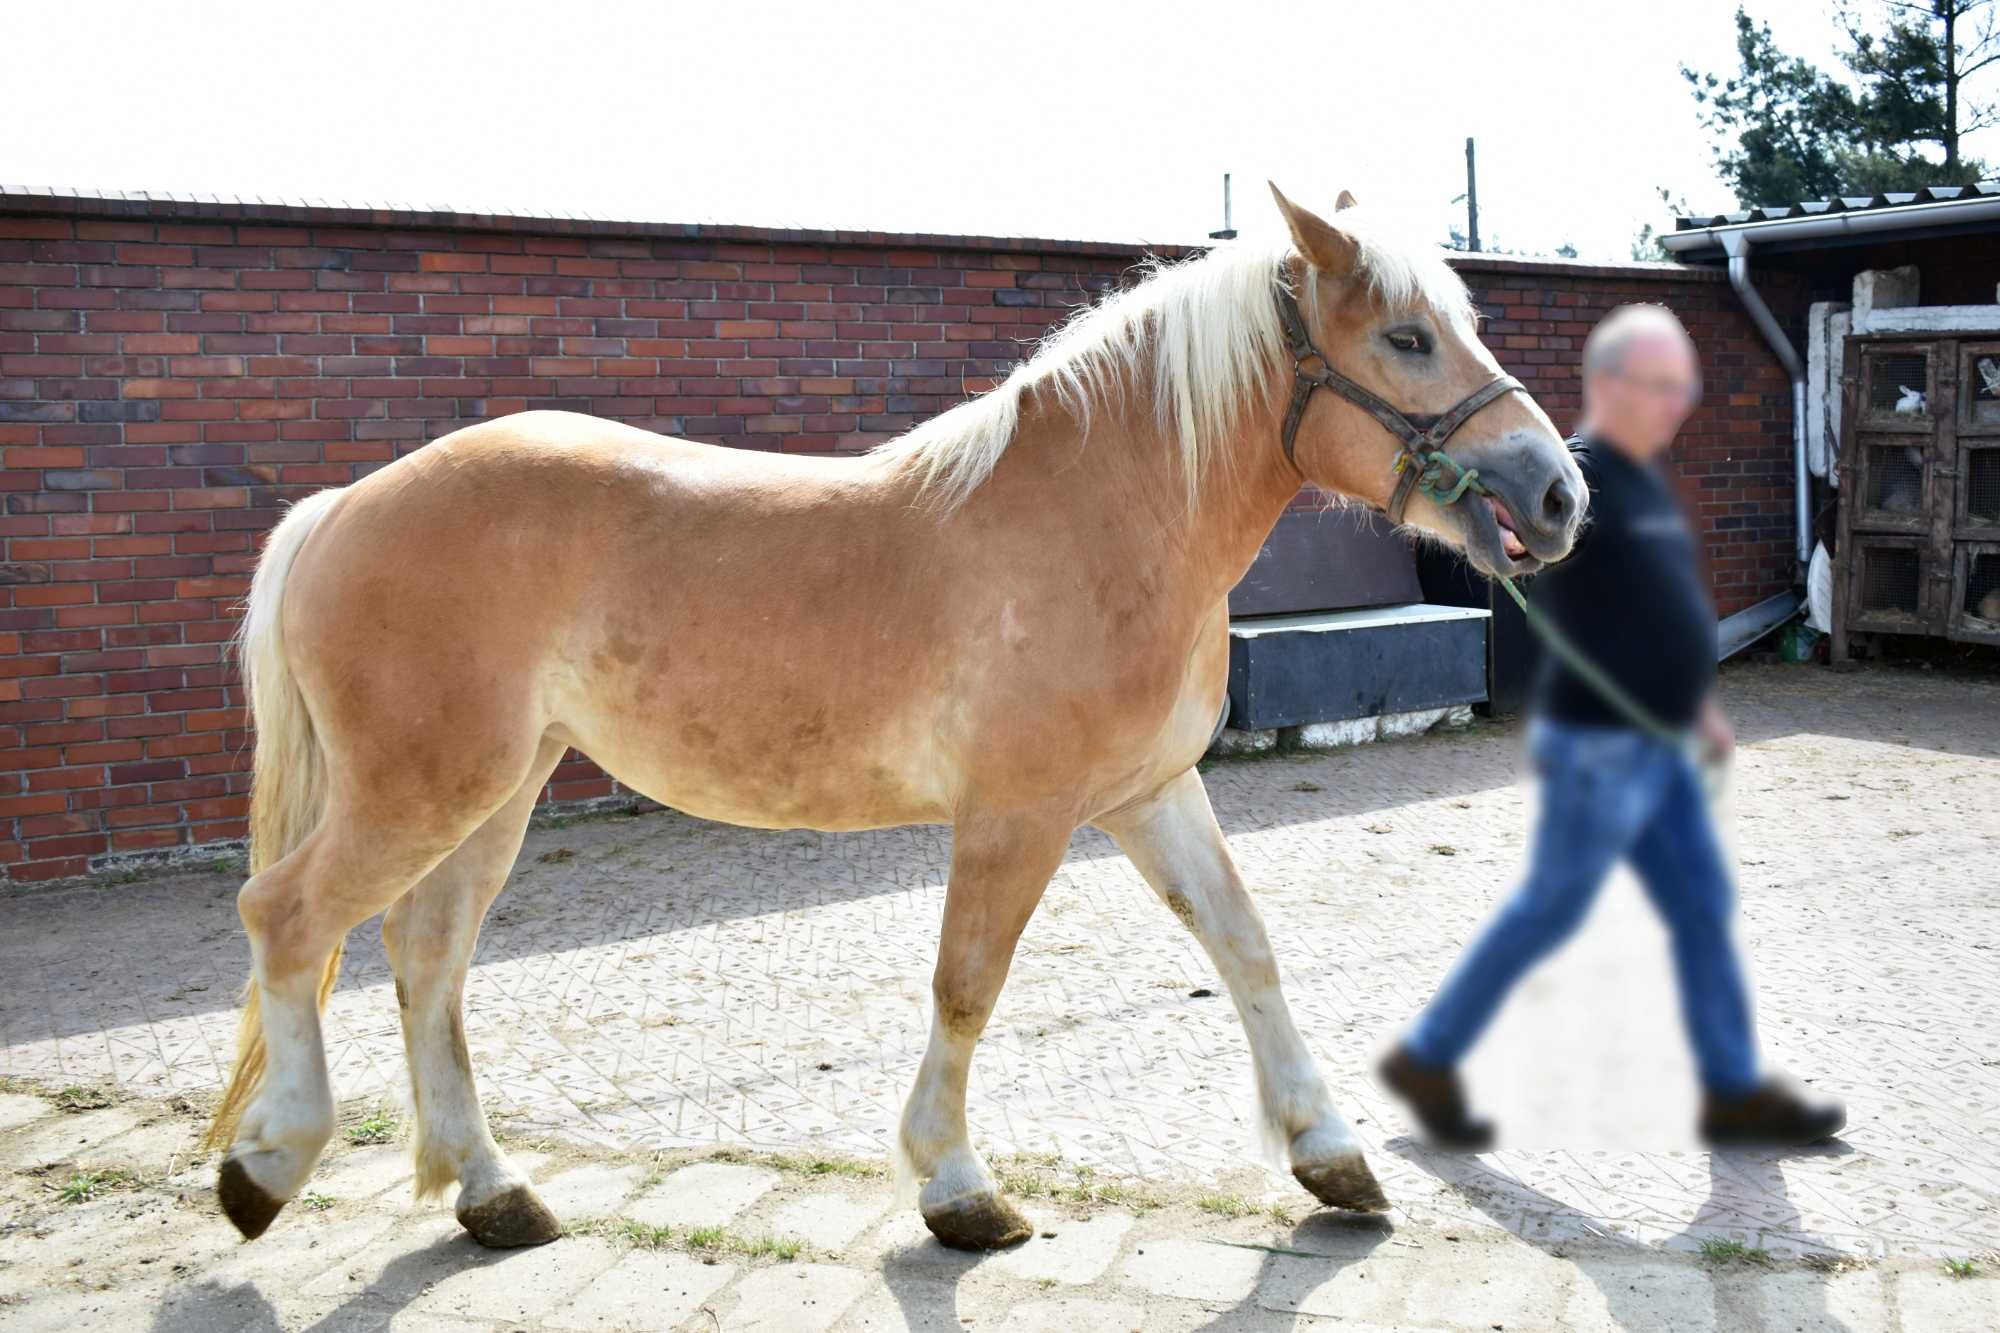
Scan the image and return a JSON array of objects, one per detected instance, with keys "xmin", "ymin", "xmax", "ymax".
[{"xmin": 204, "ymin": 185, "xmax": 1584, "ymax": 1253}]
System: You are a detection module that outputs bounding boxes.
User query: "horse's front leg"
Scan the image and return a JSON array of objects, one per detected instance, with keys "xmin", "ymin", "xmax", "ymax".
[
  {"xmin": 1096, "ymin": 768, "xmax": 1388, "ymax": 1213},
  {"xmin": 898, "ymin": 806, "xmax": 1074, "ymax": 1251}
]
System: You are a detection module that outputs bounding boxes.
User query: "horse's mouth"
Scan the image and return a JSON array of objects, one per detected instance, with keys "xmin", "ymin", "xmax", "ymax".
[
  {"xmin": 1459, "ymin": 493, "xmax": 1546, "ymax": 578},
  {"xmin": 1488, "ymin": 497, "xmax": 1530, "ymax": 561}
]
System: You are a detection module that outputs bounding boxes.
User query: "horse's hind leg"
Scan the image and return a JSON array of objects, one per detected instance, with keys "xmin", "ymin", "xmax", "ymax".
[
  {"xmin": 381, "ymin": 736, "xmax": 565, "ymax": 1248},
  {"xmin": 1095, "ymin": 768, "xmax": 1387, "ymax": 1213},
  {"xmin": 221, "ymin": 816, "xmax": 464, "ymax": 1238},
  {"xmin": 898, "ymin": 807, "xmax": 1074, "ymax": 1251}
]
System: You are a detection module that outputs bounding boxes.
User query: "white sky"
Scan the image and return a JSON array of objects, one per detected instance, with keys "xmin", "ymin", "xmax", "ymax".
[{"xmin": 8, "ymin": 1, "xmax": 1999, "ymax": 261}]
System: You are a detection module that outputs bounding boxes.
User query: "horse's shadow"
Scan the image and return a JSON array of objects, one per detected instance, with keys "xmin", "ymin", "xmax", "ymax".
[{"xmin": 1385, "ymin": 1135, "xmax": 1862, "ymax": 1332}]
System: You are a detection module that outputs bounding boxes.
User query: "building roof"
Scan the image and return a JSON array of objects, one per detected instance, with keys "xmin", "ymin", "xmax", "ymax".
[{"xmin": 1666, "ymin": 181, "xmax": 2000, "ymax": 256}]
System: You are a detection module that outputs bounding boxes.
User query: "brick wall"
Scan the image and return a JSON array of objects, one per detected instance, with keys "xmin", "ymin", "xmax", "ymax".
[{"xmin": 0, "ymin": 193, "xmax": 1795, "ymax": 882}]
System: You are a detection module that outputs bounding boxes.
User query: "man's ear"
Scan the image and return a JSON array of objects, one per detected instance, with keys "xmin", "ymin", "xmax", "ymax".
[{"xmin": 1269, "ymin": 182, "xmax": 1358, "ymax": 275}]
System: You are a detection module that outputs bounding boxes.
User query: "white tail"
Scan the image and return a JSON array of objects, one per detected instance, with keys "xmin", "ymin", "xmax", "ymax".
[{"xmin": 205, "ymin": 488, "xmax": 344, "ymax": 1151}]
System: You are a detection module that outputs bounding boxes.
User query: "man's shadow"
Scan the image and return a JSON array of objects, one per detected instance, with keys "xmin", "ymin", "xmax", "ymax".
[{"xmin": 1387, "ymin": 1135, "xmax": 1861, "ymax": 1332}]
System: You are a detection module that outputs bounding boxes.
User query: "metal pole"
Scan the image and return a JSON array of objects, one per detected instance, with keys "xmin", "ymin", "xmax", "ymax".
[
  {"xmin": 1209, "ymin": 173, "xmax": 1238, "ymax": 241},
  {"xmin": 1465, "ymin": 137, "xmax": 1480, "ymax": 253}
]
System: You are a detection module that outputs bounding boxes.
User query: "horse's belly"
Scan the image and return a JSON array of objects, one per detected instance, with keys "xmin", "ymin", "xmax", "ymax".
[{"xmin": 555, "ymin": 692, "xmax": 952, "ymax": 833}]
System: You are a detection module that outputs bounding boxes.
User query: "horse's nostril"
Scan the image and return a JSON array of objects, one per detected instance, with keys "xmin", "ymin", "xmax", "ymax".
[{"xmin": 1540, "ymin": 478, "xmax": 1576, "ymax": 529}]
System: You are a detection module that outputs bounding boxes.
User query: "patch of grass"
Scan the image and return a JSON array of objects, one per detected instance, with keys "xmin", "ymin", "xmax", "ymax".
[
  {"xmin": 736, "ymin": 1234, "xmax": 803, "ymax": 1260},
  {"xmin": 619, "ymin": 1220, "xmax": 673, "ymax": 1248},
  {"xmin": 1943, "ymin": 1256, "xmax": 1981, "ymax": 1278},
  {"xmin": 299, "ymin": 1191, "xmax": 335, "ymax": 1212},
  {"xmin": 1196, "ymin": 1192, "xmax": 1253, "ymax": 1218},
  {"xmin": 1697, "ymin": 1238, "xmax": 1774, "ymax": 1267},
  {"xmin": 674, "ymin": 1223, "xmax": 804, "ymax": 1261},
  {"xmin": 51, "ymin": 1085, "xmax": 113, "ymax": 1112},
  {"xmin": 344, "ymin": 1111, "xmax": 398, "ymax": 1145},
  {"xmin": 55, "ymin": 1168, "xmax": 136, "ymax": 1204}
]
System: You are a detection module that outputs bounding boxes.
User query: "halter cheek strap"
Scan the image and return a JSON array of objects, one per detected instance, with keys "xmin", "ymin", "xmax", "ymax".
[{"xmin": 1274, "ymin": 285, "xmax": 1525, "ymax": 524}]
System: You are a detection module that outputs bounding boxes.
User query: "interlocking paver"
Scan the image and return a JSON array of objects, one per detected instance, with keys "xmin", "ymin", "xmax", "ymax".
[
  {"xmin": 720, "ymin": 1262, "xmax": 870, "ymax": 1330},
  {"xmin": 764, "ymin": 1191, "xmax": 889, "ymax": 1252},
  {"xmin": 626, "ymin": 1160, "xmax": 777, "ymax": 1229},
  {"xmin": 532, "ymin": 1163, "xmax": 644, "ymax": 1222},
  {"xmin": 412, "ymin": 1235, "xmax": 619, "ymax": 1321},
  {"xmin": 542, "ymin": 1249, "xmax": 738, "ymax": 1330},
  {"xmin": 992, "ymin": 1209, "xmax": 1135, "ymax": 1286},
  {"xmin": 1120, "ymin": 1237, "xmax": 1266, "ymax": 1304}
]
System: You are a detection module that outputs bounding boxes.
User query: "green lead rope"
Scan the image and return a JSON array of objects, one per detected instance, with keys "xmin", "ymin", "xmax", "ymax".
[
  {"xmin": 1492, "ymin": 574, "xmax": 1684, "ymax": 747},
  {"xmin": 1494, "ymin": 572, "xmax": 1725, "ymax": 799},
  {"xmin": 1404, "ymin": 446, "xmax": 1715, "ymax": 781}
]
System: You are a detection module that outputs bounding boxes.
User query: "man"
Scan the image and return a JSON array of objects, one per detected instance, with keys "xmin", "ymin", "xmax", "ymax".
[{"xmin": 1380, "ymin": 304, "xmax": 1845, "ymax": 1149}]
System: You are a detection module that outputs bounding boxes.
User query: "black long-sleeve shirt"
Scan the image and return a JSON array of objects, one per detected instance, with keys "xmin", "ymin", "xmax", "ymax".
[{"xmin": 1531, "ymin": 436, "xmax": 1717, "ymax": 730}]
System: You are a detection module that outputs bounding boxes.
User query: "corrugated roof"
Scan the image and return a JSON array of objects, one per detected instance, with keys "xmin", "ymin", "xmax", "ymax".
[{"xmin": 1675, "ymin": 180, "xmax": 2000, "ymax": 230}]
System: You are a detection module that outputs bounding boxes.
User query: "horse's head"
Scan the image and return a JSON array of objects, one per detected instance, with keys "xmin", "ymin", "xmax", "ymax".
[{"xmin": 1269, "ymin": 184, "xmax": 1584, "ymax": 576}]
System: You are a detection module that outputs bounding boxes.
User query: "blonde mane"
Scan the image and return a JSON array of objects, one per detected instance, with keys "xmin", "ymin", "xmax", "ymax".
[{"xmin": 872, "ymin": 208, "xmax": 1475, "ymax": 510}]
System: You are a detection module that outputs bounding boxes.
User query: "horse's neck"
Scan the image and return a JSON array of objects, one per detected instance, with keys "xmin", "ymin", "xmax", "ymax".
[{"xmin": 970, "ymin": 379, "xmax": 1305, "ymax": 609}]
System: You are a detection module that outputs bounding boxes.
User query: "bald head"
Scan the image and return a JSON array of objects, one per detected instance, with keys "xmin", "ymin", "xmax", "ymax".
[{"xmin": 1580, "ymin": 304, "xmax": 1700, "ymax": 459}]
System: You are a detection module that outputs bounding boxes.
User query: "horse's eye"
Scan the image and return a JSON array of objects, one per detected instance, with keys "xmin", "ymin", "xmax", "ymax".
[{"xmin": 1386, "ymin": 330, "xmax": 1429, "ymax": 354}]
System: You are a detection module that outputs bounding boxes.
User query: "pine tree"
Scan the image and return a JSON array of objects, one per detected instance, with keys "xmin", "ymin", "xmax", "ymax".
[{"xmin": 1683, "ymin": 3, "xmax": 1996, "ymax": 206}]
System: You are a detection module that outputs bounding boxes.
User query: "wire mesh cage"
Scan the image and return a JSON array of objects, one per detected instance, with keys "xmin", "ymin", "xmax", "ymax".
[
  {"xmin": 1865, "ymin": 349, "xmax": 1931, "ymax": 421},
  {"xmin": 1864, "ymin": 442, "xmax": 1926, "ymax": 516},
  {"xmin": 1967, "ymin": 550, "xmax": 2000, "ymax": 624},
  {"xmin": 1965, "ymin": 449, "xmax": 2000, "ymax": 525},
  {"xmin": 1968, "ymin": 349, "xmax": 2000, "ymax": 430},
  {"xmin": 1858, "ymin": 544, "xmax": 1923, "ymax": 616}
]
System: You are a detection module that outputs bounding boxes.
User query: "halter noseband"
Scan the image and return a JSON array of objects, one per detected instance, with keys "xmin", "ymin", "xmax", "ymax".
[{"xmin": 1274, "ymin": 285, "xmax": 1526, "ymax": 524}]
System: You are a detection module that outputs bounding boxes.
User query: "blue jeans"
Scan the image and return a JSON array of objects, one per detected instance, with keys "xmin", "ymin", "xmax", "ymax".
[{"xmin": 1404, "ymin": 718, "xmax": 1761, "ymax": 1095}]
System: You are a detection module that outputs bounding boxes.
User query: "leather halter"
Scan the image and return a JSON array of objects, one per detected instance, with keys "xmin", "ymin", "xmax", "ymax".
[{"xmin": 1274, "ymin": 285, "xmax": 1526, "ymax": 524}]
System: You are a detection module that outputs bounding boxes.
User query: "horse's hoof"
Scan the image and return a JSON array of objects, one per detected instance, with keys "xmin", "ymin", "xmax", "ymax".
[
  {"xmin": 922, "ymin": 1192, "xmax": 1034, "ymax": 1251},
  {"xmin": 457, "ymin": 1184, "xmax": 562, "ymax": 1248},
  {"xmin": 218, "ymin": 1155, "xmax": 287, "ymax": 1240},
  {"xmin": 1294, "ymin": 1154, "xmax": 1390, "ymax": 1213}
]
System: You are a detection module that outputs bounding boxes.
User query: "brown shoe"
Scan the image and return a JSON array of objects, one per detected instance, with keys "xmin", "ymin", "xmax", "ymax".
[
  {"xmin": 1379, "ymin": 1045, "xmax": 1494, "ymax": 1150},
  {"xmin": 1701, "ymin": 1076, "xmax": 1846, "ymax": 1147}
]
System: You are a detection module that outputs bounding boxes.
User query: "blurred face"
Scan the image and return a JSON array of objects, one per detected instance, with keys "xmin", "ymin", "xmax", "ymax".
[{"xmin": 1583, "ymin": 329, "xmax": 1700, "ymax": 458}]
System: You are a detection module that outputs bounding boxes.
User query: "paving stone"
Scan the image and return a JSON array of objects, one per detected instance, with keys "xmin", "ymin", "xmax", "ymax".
[
  {"xmin": 765, "ymin": 1191, "xmax": 890, "ymax": 1253},
  {"xmin": 992, "ymin": 1210, "xmax": 1135, "ymax": 1286},
  {"xmin": 543, "ymin": 1248, "xmax": 737, "ymax": 1330},
  {"xmin": 1739, "ymin": 1269, "xmax": 1892, "ymax": 1333},
  {"xmin": 300, "ymin": 1216, "xmax": 476, "ymax": 1300},
  {"xmin": 533, "ymin": 1162, "xmax": 644, "ymax": 1222},
  {"xmin": 90, "ymin": 1113, "xmax": 202, "ymax": 1170},
  {"xmin": 412, "ymin": 1233, "xmax": 619, "ymax": 1321},
  {"xmin": 722, "ymin": 1262, "xmax": 871, "ymax": 1331},
  {"xmin": 308, "ymin": 1144, "xmax": 416, "ymax": 1201},
  {"xmin": 11, "ymin": 1105, "xmax": 145, "ymax": 1166},
  {"xmin": 0, "ymin": 1284, "xmax": 160, "ymax": 1332},
  {"xmin": 627, "ymin": 1161, "xmax": 778, "ymax": 1230},
  {"xmin": 1560, "ymin": 1260, "xmax": 1718, "ymax": 1332},
  {"xmin": 0, "ymin": 1091, "xmax": 47, "ymax": 1132},
  {"xmin": 830, "ymin": 1277, "xmax": 966, "ymax": 1332},
  {"xmin": 1119, "ymin": 1237, "xmax": 1266, "ymax": 1305},
  {"xmin": 991, "ymin": 1295, "xmax": 1148, "ymax": 1332},
  {"xmin": 1893, "ymin": 1271, "xmax": 2000, "ymax": 1333}
]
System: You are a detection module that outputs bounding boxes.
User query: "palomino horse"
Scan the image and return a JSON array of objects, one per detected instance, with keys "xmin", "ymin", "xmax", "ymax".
[{"xmin": 207, "ymin": 186, "xmax": 1584, "ymax": 1252}]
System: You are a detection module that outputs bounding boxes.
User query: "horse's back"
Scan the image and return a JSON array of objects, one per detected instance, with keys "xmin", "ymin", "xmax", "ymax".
[{"xmin": 279, "ymin": 411, "xmax": 962, "ymax": 830}]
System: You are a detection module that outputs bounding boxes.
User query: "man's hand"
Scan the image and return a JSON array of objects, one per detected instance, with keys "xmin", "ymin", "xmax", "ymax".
[{"xmin": 1697, "ymin": 695, "xmax": 1735, "ymax": 764}]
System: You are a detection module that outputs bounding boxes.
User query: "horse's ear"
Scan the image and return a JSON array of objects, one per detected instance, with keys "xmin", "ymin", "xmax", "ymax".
[
  {"xmin": 1269, "ymin": 182, "xmax": 1358, "ymax": 275},
  {"xmin": 1335, "ymin": 190, "xmax": 1359, "ymax": 211}
]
